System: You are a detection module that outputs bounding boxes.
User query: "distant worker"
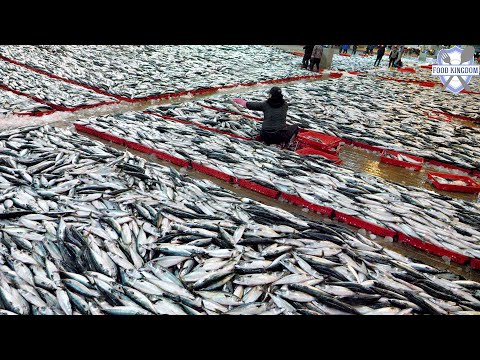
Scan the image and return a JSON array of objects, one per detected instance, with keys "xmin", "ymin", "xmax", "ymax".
[
  {"xmin": 232, "ymin": 87, "xmax": 299, "ymax": 148},
  {"xmin": 342, "ymin": 45, "xmax": 350, "ymax": 54},
  {"xmin": 389, "ymin": 45, "xmax": 399, "ymax": 68},
  {"xmin": 310, "ymin": 45, "xmax": 323, "ymax": 72},
  {"xmin": 394, "ymin": 45, "xmax": 405, "ymax": 67},
  {"xmin": 374, "ymin": 45, "xmax": 386, "ymax": 66},
  {"xmin": 352, "ymin": 45, "xmax": 357, "ymax": 55},
  {"xmin": 302, "ymin": 45, "xmax": 315, "ymax": 69}
]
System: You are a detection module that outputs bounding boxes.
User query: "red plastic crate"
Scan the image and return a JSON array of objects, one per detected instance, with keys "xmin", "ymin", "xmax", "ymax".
[
  {"xmin": 280, "ymin": 193, "xmax": 333, "ymax": 217},
  {"xmin": 426, "ymin": 159, "xmax": 471, "ymax": 174},
  {"xmin": 470, "ymin": 258, "xmax": 480, "ymax": 270},
  {"xmin": 78, "ymin": 125, "xmax": 105, "ymax": 138},
  {"xmin": 297, "ymin": 139, "xmax": 342, "ymax": 156},
  {"xmin": 153, "ymin": 150, "xmax": 189, "ymax": 168},
  {"xmin": 306, "ymin": 202, "xmax": 334, "ymax": 217},
  {"xmin": 334, "ymin": 211, "xmax": 396, "ymax": 238},
  {"xmin": 15, "ymin": 109, "xmax": 58, "ymax": 117},
  {"xmin": 64, "ymin": 100, "xmax": 120, "ymax": 112},
  {"xmin": 420, "ymin": 64, "xmax": 433, "ymax": 69},
  {"xmin": 419, "ymin": 81, "xmax": 436, "ymax": 87},
  {"xmin": 291, "ymin": 52, "xmax": 303, "ymax": 56},
  {"xmin": 350, "ymin": 140, "xmax": 384, "ymax": 153},
  {"xmin": 397, "ymin": 67, "xmax": 416, "ymax": 73},
  {"xmin": 463, "ymin": 90, "xmax": 480, "ymax": 95},
  {"xmin": 296, "ymin": 140, "xmax": 341, "ymax": 155},
  {"xmin": 397, "ymin": 232, "xmax": 469, "ymax": 265},
  {"xmin": 191, "ymin": 88, "xmax": 217, "ymax": 96},
  {"xmin": 427, "ymin": 171, "xmax": 480, "ymax": 193},
  {"xmin": 427, "ymin": 109, "xmax": 478, "ymax": 123},
  {"xmin": 295, "ymin": 147, "xmax": 342, "ymax": 165},
  {"xmin": 297, "ymin": 131, "xmax": 343, "ymax": 154},
  {"xmin": 222, "ymin": 84, "xmax": 239, "ymax": 89},
  {"xmin": 444, "ymin": 113, "xmax": 478, "ymax": 123},
  {"xmin": 329, "ymin": 72, "xmax": 343, "ymax": 78},
  {"xmin": 124, "ymin": 140, "xmax": 154, "ymax": 154},
  {"xmin": 339, "ymin": 53, "xmax": 351, "ymax": 57},
  {"xmin": 234, "ymin": 178, "xmax": 279, "ymax": 199},
  {"xmin": 100, "ymin": 132, "xmax": 126, "ymax": 146},
  {"xmin": 424, "ymin": 110, "xmax": 453, "ymax": 122},
  {"xmin": 191, "ymin": 162, "xmax": 233, "ymax": 182},
  {"xmin": 380, "ymin": 150, "xmax": 424, "ymax": 171},
  {"xmin": 74, "ymin": 124, "xmax": 94, "ymax": 134},
  {"xmin": 472, "ymin": 170, "xmax": 480, "ymax": 179}
]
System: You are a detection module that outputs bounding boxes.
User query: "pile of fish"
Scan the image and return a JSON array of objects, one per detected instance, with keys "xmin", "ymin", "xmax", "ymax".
[
  {"xmin": 151, "ymin": 102, "xmax": 262, "ymax": 139},
  {"xmin": 0, "ymin": 60, "xmax": 117, "ymax": 108},
  {"xmin": 263, "ymin": 74, "xmax": 480, "ymax": 122},
  {"xmin": 372, "ymin": 68, "xmax": 440, "ymax": 82},
  {"xmin": 330, "ymin": 52, "xmax": 480, "ymax": 92},
  {"xmin": 382, "ymin": 152, "xmax": 423, "ymax": 165},
  {"xmin": 330, "ymin": 54, "xmax": 378, "ymax": 72},
  {"xmin": 2, "ymin": 125, "xmax": 480, "ymax": 315},
  {"xmin": 182, "ymin": 77, "xmax": 480, "ymax": 171},
  {"xmin": 0, "ymin": 89, "xmax": 52, "ymax": 115},
  {"xmin": 431, "ymin": 176, "xmax": 470, "ymax": 187},
  {"xmin": 0, "ymin": 45, "xmax": 311, "ymax": 100},
  {"xmin": 76, "ymin": 112, "xmax": 480, "ymax": 259},
  {"xmin": 395, "ymin": 57, "xmax": 436, "ymax": 65}
]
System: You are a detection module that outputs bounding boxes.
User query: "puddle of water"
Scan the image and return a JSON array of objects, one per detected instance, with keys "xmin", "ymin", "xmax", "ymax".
[{"xmin": 339, "ymin": 145, "xmax": 479, "ymax": 202}]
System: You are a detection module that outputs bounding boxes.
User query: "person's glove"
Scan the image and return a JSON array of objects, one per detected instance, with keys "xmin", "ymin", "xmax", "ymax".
[{"xmin": 232, "ymin": 98, "xmax": 247, "ymax": 107}]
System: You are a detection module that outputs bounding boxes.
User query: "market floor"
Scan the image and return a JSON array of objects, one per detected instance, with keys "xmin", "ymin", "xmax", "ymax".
[{"xmin": 339, "ymin": 145, "xmax": 479, "ymax": 202}]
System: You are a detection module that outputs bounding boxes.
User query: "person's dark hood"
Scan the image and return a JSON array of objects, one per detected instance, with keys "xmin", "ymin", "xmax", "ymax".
[{"xmin": 266, "ymin": 87, "xmax": 285, "ymax": 108}]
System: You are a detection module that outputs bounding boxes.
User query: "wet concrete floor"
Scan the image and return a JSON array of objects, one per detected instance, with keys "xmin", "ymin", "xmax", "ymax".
[{"xmin": 339, "ymin": 145, "xmax": 479, "ymax": 202}]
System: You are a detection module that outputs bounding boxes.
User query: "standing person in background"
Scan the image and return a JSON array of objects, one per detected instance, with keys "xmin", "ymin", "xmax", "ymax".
[
  {"xmin": 310, "ymin": 45, "xmax": 323, "ymax": 72},
  {"xmin": 232, "ymin": 87, "xmax": 299, "ymax": 148},
  {"xmin": 389, "ymin": 45, "xmax": 399, "ymax": 69},
  {"xmin": 342, "ymin": 45, "xmax": 350, "ymax": 54},
  {"xmin": 302, "ymin": 45, "xmax": 314, "ymax": 69},
  {"xmin": 374, "ymin": 45, "xmax": 386, "ymax": 66},
  {"xmin": 352, "ymin": 45, "xmax": 357, "ymax": 55},
  {"xmin": 394, "ymin": 45, "xmax": 405, "ymax": 67}
]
